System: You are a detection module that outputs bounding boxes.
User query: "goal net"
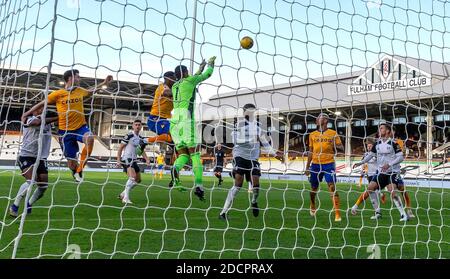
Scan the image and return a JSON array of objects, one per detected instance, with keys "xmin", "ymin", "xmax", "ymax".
[{"xmin": 0, "ymin": 0, "xmax": 449, "ymax": 259}]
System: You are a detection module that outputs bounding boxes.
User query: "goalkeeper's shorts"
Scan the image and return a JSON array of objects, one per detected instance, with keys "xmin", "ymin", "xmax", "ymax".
[{"xmin": 170, "ymin": 117, "xmax": 201, "ymax": 150}]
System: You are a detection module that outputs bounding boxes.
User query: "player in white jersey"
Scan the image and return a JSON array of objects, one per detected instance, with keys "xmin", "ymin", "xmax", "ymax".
[
  {"xmin": 219, "ymin": 104, "xmax": 283, "ymax": 220},
  {"xmin": 10, "ymin": 108, "xmax": 58, "ymax": 217},
  {"xmin": 358, "ymin": 139, "xmax": 386, "ymax": 203},
  {"xmin": 116, "ymin": 119, "xmax": 150, "ymax": 204},
  {"xmin": 352, "ymin": 123, "xmax": 408, "ymax": 221}
]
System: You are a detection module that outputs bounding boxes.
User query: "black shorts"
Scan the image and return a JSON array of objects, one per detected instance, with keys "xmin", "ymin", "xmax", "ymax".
[
  {"xmin": 232, "ymin": 156, "xmax": 261, "ymax": 177},
  {"xmin": 214, "ymin": 166, "xmax": 223, "ymax": 173},
  {"xmin": 121, "ymin": 159, "xmax": 140, "ymax": 173},
  {"xmin": 367, "ymin": 175, "xmax": 376, "ymax": 183},
  {"xmin": 372, "ymin": 173, "xmax": 400, "ymax": 189},
  {"xmin": 18, "ymin": 156, "xmax": 48, "ymax": 175}
]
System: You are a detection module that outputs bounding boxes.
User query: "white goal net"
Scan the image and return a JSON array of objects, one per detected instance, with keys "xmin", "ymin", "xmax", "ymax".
[{"xmin": 0, "ymin": 0, "xmax": 449, "ymax": 259}]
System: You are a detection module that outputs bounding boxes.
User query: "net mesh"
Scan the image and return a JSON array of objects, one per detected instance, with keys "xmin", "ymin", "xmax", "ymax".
[{"xmin": 0, "ymin": 0, "xmax": 449, "ymax": 259}]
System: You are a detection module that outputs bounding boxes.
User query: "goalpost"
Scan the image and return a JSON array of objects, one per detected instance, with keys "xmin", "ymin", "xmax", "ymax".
[{"xmin": 0, "ymin": 0, "xmax": 449, "ymax": 259}]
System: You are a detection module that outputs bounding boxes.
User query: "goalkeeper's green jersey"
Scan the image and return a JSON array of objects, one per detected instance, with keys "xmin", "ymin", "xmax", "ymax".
[{"xmin": 171, "ymin": 65, "xmax": 214, "ymax": 117}]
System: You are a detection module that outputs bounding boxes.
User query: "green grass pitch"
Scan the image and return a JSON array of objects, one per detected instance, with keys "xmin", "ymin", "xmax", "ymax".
[{"xmin": 0, "ymin": 170, "xmax": 449, "ymax": 259}]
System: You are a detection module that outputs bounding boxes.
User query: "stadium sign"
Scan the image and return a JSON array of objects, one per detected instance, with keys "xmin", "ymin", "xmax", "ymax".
[
  {"xmin": 348, "ymin": 76, "xmax": 431, "ymax": 95},
  {"xmin": 348, "ymin": 56, "xmax": 432, "ymax": 95}
]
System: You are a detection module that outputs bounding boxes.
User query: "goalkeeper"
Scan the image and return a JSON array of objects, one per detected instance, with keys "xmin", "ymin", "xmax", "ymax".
[{"xmin": 169, "ymin": 56, "xmax": 216, "ymax": 201}]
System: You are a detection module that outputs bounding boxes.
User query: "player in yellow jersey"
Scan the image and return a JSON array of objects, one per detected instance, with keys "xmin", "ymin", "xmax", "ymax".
[
  {"xmin": 155, "ymin": 152, "xmax": 165, "ymax": 179},
  {"xmin": 146, "ymin": 71, "xmax": 177, "ymax": 144},
  {"xmin": 305, "ymin": 113, "xmax": 345, "ymax": 222},
  {"xmin": 22, "ymin": 69, "xmax": 112, "ymax": 182}
]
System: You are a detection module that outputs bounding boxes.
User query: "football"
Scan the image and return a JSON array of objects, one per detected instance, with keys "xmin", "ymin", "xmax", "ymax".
[{"xmin": 240, "ymin": 36, "xmax": 254, "ymax": 49}]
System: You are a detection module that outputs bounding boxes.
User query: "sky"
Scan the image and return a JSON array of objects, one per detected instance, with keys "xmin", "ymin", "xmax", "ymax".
[{"xmin": 0, "ymin": 0, "xmax": 449, "ymax": 102}]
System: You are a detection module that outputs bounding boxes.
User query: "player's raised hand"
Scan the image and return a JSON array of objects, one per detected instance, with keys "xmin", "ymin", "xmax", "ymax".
[
  {"xmin": 304, "ymin": 169, "xmax": 310, "ymax": 176},
  {"xmin": 352, "ymin": 162, "xmax": 361, "ymax": 169},
  {"xmin": 197, "ymin": 59, "xmax": 206, "ymax": 74},
  {"xmin": 274, "ymin": 151, "xmax": 284, "ymax": 162},
  {"xmin": 104, "ymin": 75, "xmax": 113, "ymax": 85},
  {"xmin": 199, "ymin": 59, "xmax": 206, "ymax": 69},
  {"xmin": 380, "ymin": 163, "xmax": 390, "ymax": 172},
  {"xmin": 208, "ymin": 56, "xmax": 216, "ymax": 66}
]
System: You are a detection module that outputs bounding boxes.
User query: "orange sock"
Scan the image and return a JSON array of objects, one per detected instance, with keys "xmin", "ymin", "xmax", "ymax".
[
  {"xmin": 355, "ymin": 191, "xmax": 369, "ymax": 207},
  {"xmin": 76, "ymin": 144, "xmax": 93, "ymax": 173},
  {"xmin": 147, "ymin": 134, "xmax": 172, "ymax": 143},
  {"xmin": 404, "ymin": 191, "xmax": 411, "ymax": 208},
  {"xmin": 331, "ymin": 194, "xmax": 341, "ymax": 217}
]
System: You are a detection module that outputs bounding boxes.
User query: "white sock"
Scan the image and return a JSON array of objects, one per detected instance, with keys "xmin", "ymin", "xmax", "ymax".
[
  {"xmin": 252, "ymin": 187, "xmax": 259, "ymax": 204},
  {"xmin": 14, "ymin": 180, "xmax": 32, "ymax": 207},
  {"xmin": 221, "ymin": 186, "xmax": 240, "ymax": 215},
  {"xmin": 29, "ymin": 187, "xmax": 47, "ymax": 205},
  {"xmin": 392, "ymin": 194, "xmax": 406, "ymax": 217},
  {"xmin": 124, "ymin": 178, "xmax": 137, "ymax": 199},
  {"xmin": 369, "ymin": 191, "xmax": 380, "ymax": 214}
]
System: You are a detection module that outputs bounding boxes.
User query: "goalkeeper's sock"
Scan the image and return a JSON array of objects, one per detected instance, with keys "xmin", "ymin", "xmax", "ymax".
[
  {"xmin": 220, "ymin": 186, "xmax": 240, "ymax": 215},
  {"xmin": 368, "ymin": 191, "xmax": 380, "ymax": 212},
  {"xmin": 355, "ymin": 191, "xmax": 369, "ymax": 207},
  {"xmin": 174, "ymin": 154, "xmax": 190, "ymax": 173},
  {"xmin": 76, "ymin": 144, "xmax": 93, "ymax": 173},
  {"xmin": 124, "ymin": 178, "xmax": 137, "ymax": 199},
  {"xmin": 190, "ymin": 152, "xmax": 203, "ymax": 188},
  {"xmin": 14, "ymin": 180, "xmax": 32, "ymax": 207},
  {"xmin": 29, "ymin": 187, "xmax": 47, "ymax": 205},
  {"xmin": 147, "ymin": 134, "xmax": 172, "ymax": 143},
  {"xmin": 251, "ymin": 185, "xmax": 259, "ymax": 204}
]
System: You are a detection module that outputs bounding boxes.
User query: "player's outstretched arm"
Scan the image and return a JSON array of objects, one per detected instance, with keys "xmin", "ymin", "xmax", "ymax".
[
  {"xmin": 353, "ymin": 152, "xmax": 375, "ymax": 169},
  {"xmin": 191, "ymin": 56, "xmax": 216, "ymax": 84},
  {"xmin": 142, "ymin": 151, "xmax": 151, "ymax": 166},
  {"xmin": 87, "ymin": 75, "xmax": 113, "ymax": 94},
  {"xmin": 194, "ymin": 59, "xmax": 206, "ymax": 75},
  {"xmin": 21, "ymin": 100, "xmax": 45, "ymax": 124},
  {"xmin": 116, "ymin": 143, "xmax": 125, "ymax": 168}
]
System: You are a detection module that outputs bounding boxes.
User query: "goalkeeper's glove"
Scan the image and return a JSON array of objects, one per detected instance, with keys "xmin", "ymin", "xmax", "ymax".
[{"xmin": 208, "ymin": 56, "xmax": 216, "ymax": 67}]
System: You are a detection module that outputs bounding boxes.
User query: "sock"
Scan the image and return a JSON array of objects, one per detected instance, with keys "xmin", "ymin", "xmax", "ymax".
[
  {"xmin": 369, "ymin": 191, "xmax": 380, "ymax": 214},
  {"xmin": 392, "ymin": 194, "xmax": 407, "ymax": 217},
  {"xmin": 403, "ymin": 191, "xmax": 411, "ymax": 208},
  {"xmin": 174, "ymin": 154, "xmax": 190, "ymax": 173},
  {"xmin": 190, "ymin": 152, "xmax": 203, "ymax": 188},
  {"xmin": 14, "ymin": 180, "xmax": 32, "ymax": 207},
  {"xmin": 29, "ymin": 187, "xmax": 47, "ymax": 205},
  {"xmin": 310, "ymin": 190, "xmax": 317, "ymax": 209},
  {"xmin": 251, "ymin": 185, "xmax": 259, "ymax": 203},
  {"xmin": 124, "ymin": 178, "xmax": 137, "ymax": 199},
  {"xmin": 147, "ymin": 134, "xmax": 172, "ymax": 143},
  {"xmin": 218, "ymin": 173, "xmax": 222, "ymax": 181},
  {"xmin": 220, "ymin": 186, "xmax": 240, "ymax": 215},
  {"xmin": 76, "ymin": 144, "xmax": 93, "ymax": 173},
  {"xmin": 331, "ymin": 192, "xmax": 341, "ymax": 217},
  {"xmin": 355, "ymin": 191, "xmax": 369, "ymax": 207}
]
